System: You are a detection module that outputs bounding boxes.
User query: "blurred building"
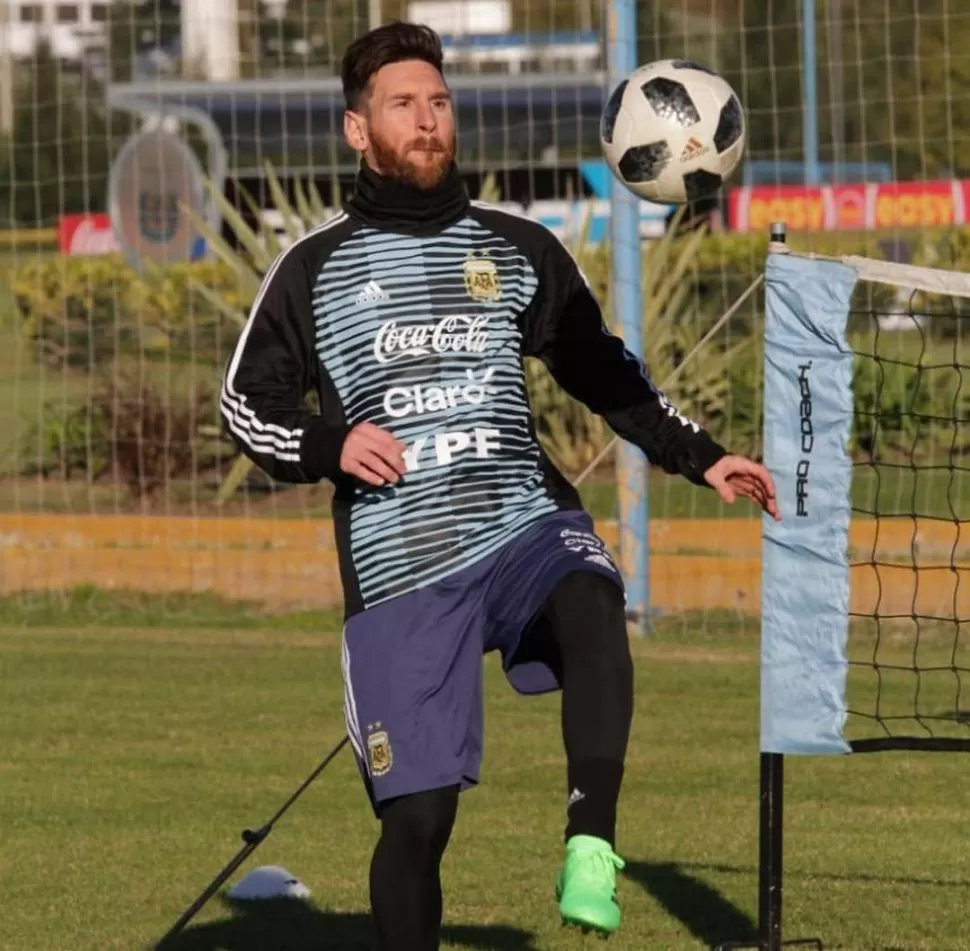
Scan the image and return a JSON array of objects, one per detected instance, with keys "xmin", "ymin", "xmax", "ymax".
[
  {"xmin": 1, "ymin": 0, "xmax": 111, "ymax": 60},
  {"xmin": 409, "ymin": 0, "xmax": 600, "ymax": 74}
]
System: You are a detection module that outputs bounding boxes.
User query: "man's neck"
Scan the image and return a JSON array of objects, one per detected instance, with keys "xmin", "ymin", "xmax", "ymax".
[{"xmin": 344, "ymin": 159, "xmax": 469, "ymax": 234}]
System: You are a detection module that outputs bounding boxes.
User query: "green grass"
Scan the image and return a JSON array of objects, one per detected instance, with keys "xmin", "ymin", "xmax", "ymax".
[
  {"xmin": 0, "ymin": 586, "xmax": 345, "ymax": 630},
  {"xmin": 2, "ymin": 596, "xmax": 968, "ymax": 950}
]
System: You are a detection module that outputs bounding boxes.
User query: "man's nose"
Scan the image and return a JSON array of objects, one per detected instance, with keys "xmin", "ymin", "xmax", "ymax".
[{"xmin": 416, "ymin": 102, "xmax": 437, "ymax": 132}]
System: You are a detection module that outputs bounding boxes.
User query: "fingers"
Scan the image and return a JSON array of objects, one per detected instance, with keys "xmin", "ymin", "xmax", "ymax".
[
  {"xmin": 354, "ymin": 422, "xmax": 407, "ymax": 468},
  {"xmin": 723, "ymin": 455, "xmax": 775, "ymax": 488},
  {"xmin": 726, "ymin": 472, "xmax": 782, "ymax": 521},
  {"xmin": 340, "ymin": 423, "xmax": 408, "ymax": 487},
  {"xmin": 713, "ymin": 456, "xmax": 779, "ymax": 515},
  {"xmin": 354, "ymin": 450, "xmax": 404, "ymax": 487}
]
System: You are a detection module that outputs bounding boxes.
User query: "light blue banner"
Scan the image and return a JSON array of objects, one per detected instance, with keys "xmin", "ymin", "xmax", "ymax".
[{"xmin": 760, "ymin": 251, "xmax": 857, "ymax": 755}]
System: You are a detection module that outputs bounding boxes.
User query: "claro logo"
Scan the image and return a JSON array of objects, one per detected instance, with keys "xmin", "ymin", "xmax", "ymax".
[{"xmin": 796, "ymin": 361, "xmax": 813, "ymax": 517}]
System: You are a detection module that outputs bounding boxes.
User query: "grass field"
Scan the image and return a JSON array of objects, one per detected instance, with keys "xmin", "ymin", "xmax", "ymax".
[{"xmin": 2, "ymin": 593, "xmax": 969, "ymax": 951}]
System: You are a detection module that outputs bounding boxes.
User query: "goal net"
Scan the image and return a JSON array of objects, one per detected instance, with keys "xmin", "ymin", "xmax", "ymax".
[
  {"xmin": 0, "ymin": 1, "xmax": 968, "ymax": 633},
  {"xmin": 761, "ymin": 238, "xmax": 970, "ymax": 755}
]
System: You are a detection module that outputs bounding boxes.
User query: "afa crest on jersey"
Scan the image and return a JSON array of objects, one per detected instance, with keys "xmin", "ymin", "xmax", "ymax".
[{"xmin": 463, "ymin": 253, "xmax": 501, "ymax": 302}]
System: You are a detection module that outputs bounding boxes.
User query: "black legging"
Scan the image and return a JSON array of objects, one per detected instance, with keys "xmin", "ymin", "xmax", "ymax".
[
  {"xmin": 369, "ymin": 570, "xmax": 633, "ymax": 950},
  {"xmin": 370, "ymin": 784, "xmax": 460, "ymax": 951}
]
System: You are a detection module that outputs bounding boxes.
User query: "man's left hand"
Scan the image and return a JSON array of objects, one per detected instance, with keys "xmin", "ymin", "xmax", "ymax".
[{"xmin": 704, "ymin": 455, "xmax": 781, "ymax": 521}]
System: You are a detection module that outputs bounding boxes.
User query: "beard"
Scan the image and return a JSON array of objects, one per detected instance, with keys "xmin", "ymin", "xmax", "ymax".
[{"xmin": 368, "ymin": 129, "xmax": 456, "ymax": 190}]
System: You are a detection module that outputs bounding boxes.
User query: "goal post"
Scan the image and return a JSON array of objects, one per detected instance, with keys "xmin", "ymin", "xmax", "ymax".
[
  {"xmin": 719, "ymin": 222, "xmax": 970, "ymax": 951},
  {"xmin": 606, "ymin": 0, "xmax": 650, "ymax": 636}
]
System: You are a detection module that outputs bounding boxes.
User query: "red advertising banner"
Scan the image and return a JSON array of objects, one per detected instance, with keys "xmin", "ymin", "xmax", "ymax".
[
  {"xmin": 58, "ymin": 214, "xmax": 119, "ymax": 255},
  {"xmin": 728, "ymin": 180, "xmax": 970, "ymax": 232}
]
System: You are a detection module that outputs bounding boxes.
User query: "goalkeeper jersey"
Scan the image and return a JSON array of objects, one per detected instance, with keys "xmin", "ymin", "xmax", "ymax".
[{"xmin": 220, "ymin": 163, "xmax": 726, "ymax": 616}]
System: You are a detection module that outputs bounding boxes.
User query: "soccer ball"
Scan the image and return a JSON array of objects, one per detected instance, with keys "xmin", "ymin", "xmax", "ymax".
[{"xmin": 599, "ymin": 59, "xmax": 746, "ymax": 204}]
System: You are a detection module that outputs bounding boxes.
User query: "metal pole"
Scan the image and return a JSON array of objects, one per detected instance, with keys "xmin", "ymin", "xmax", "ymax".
[
  {"xmin": 155, "ymin": 736, "xmax": 349, "ymax": 947},
  {"xmin": 801, "ymin": 0, "xmax": 821, "ymax": 185},
  {"xmin": 0, "ymin": 0, "xmax": 14, "ymax": 137},
  {"xmin": 758, "ymin": 219, "xmax": 788, "ymax": 951},
  {"xmin": 368, "ymin": 0, "xmax": 381, "ymax": 32},
  {"xmin": 758, "ymin": 751, "xmax": 785, "ymax": 950},
  {"xmin": 825, "ymin": 0, "xmax": 843, "ymax": 183},
  {"xmin": 715, "ymin": 226, "xmax": 824, "ymax": 951},
  {"xmin": 606, "ymin": 0, "xmax": 648, "ymax": 634}
]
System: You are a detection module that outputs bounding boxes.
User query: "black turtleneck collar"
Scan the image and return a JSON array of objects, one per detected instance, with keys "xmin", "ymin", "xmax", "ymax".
[{"xmin": 343, "ymin": 161, "xmax": 470, "ymax": 235}]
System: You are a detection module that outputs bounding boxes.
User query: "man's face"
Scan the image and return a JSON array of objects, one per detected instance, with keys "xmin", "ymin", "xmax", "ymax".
[{"xmin": 345, "ymin": 59, "xmax": 456, "ymax": 189}]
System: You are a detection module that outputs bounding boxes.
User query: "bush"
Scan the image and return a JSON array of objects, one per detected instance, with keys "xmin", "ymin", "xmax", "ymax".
[
  {"xmin": 852, "ymin": 355, "xmax": 970, "ymax": 464},
  {"xmin": 12, "ymin": 219, "xmax": 958, "ymax": 496},
  {"xmin": 18, "ymin": 362, "xmax": 231, "ymax": 499},
  {"xmin": 11, "ymin": 254, "xmax": 248, "ymax": 370}
]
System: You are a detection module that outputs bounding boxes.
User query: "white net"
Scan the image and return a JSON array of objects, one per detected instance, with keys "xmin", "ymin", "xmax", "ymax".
[{"xmin": 0, "ymin": 1, "xmax": 967, "ymax": 629}]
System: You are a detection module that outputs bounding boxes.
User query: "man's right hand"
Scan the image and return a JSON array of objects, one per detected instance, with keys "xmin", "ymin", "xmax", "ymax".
[{"xmin": 339, "ymin": 422, "xmax": 408, "ymax": 487}]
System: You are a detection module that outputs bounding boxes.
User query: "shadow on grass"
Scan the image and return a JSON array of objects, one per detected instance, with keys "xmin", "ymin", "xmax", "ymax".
[
  {"xmin": 680, "ymin": 859, "xmax": 970, "ymax": 890},
  {"xmin": 623, "ymin": 860, "xmax": 757, "ymax": 949},
  {"xmin": 154, "ymin": 897, "xmax": 538, "ymax": 951}
]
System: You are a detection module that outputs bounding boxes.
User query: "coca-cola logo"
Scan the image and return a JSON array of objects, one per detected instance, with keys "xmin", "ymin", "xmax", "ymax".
[{"xmin": 373, "ymin": 314, "xmax": 490, "ymax": 364}]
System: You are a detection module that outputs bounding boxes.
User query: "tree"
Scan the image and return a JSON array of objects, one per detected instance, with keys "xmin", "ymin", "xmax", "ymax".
[
  {"xmin": 716, "ymin": 0, "xmax": 810, "ymax": 177},
  {"xmin": 261, "ymin": 0, "xmax": 355, "ymax": 71},
  {"xmin": 853, "ymin": 0, "xmax": 970, "ymax": 179},
  {"xmin": 105, "ymin": 0, "xmax": 181, "ymax": 82},
  {"xmin": 0, "ymin": 44, "xmax": 131, "ymax": 226},
  {"xmin": 716, "ymin": 0, "xmax": 970, "ymax": 183}
]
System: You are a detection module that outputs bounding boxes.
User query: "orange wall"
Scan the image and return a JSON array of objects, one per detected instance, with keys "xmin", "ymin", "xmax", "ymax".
[{"xmin": 1, "ymin": 514, "xmax": 964, "ymax": 616}]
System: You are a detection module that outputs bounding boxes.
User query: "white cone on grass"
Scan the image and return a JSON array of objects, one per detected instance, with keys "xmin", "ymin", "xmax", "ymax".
[{"xmin": 227, "ymin": 865, "xmax": 310, "ymax": 900}]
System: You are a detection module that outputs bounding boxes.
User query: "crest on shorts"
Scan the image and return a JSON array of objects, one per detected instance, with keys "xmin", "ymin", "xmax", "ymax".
[
  {"xmin": 367, "ymin": 724, "xmax": 392, "ymax": 777},
  {"xmin": 463, "ymin": 253, "xmax": 501, "ymax": 301}
]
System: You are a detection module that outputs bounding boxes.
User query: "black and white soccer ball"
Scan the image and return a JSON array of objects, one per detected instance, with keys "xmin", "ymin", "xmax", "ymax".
[{"xmin": 600, "ymin": 59, "xmax": 746, "ymax": 204}]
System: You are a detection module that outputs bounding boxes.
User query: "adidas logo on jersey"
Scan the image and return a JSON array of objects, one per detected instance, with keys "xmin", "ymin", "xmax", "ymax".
[
  {"xmin": 680, "ymin": 136, "xmax": 709, "ymax": 161},
  {"xmin": 356, "ymin": 280, "xmax": 387, "ymax": 305}
]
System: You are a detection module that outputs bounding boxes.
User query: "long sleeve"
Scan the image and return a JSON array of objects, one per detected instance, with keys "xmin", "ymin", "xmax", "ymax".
[
  {"xmin": 523, "ymin": 234, "xmax": 727, "ymax": 486},
  {"xmin": 220, "ymin": 248, "xmax": 351, "ymax": 484}
]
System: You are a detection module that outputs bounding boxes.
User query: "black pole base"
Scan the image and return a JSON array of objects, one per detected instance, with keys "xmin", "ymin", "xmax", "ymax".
[
  {"xmin": 714, "ymin": 939, "xmax": 823, "ymax": 950},
  {"xmin": 715, "ymin": 752, "xmax": 825, "ymax": 951}
]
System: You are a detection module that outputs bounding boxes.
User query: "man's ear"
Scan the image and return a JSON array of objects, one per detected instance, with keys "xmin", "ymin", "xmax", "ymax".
[{"xmin": 343, "ymin": 110, "xmax": 368, "ymax": 153}]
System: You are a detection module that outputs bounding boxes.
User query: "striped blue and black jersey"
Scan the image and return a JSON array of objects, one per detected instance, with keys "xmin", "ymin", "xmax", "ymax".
[{"xmin": 220, "ymin": 166, "xmax": 726, "ymax": 615}]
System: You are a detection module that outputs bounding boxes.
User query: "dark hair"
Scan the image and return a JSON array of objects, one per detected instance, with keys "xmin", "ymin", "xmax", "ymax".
[{"xmin": 341, "ymin": 22, "xmax": 444, "ymax": 112}]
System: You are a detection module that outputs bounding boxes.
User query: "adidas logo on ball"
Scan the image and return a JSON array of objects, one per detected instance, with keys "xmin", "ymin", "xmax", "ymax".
[{"xmin": 680, "ymin": 136, "xmax": 709, "ymax": 161}]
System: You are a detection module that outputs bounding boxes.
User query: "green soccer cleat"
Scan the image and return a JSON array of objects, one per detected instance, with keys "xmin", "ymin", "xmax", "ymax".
[{"xmin": 555, "ymin": 834, "xmax": 625, "ymax": 936}]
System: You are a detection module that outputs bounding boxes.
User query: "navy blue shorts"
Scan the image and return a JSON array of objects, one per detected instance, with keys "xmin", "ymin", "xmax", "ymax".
[{"xmin": 340, "ymin": 510, "xmax": 624, "ymax": 810}]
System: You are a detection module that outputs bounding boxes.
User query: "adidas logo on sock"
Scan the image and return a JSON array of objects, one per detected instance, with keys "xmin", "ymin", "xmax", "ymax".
[
  {"xmin": 356, "ymin": 280, "xmax": 387, "ymax": 305},
  {"xmin": 567, "ymin": 787, "xmax": 586, "ymax": 808}
]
